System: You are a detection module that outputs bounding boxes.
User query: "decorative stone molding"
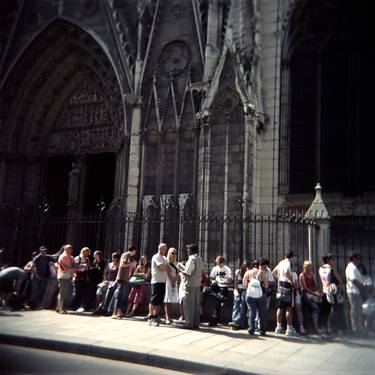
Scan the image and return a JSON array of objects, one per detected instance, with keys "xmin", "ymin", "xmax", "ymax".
[
  {"xmin": 142, "ymin": 195, "xmax": 157, "ymax": 217},
  {"xmin": 105, "ymin": 196, "xmax": 124, "ymax": 220},
  {"xmin": 178, "ymin": 193, "xmax": 192, "ymax": 213},
  {"xmin": 160, "ymin": 194, "xmax": 174, "ymax": 211}
]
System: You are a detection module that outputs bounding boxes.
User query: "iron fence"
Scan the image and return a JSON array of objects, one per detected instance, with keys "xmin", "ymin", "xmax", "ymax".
[
  {"xmin": 4, "ymin": 207, "xmax": 375, "ymax": 278},
  {"xmin": 331, "ymin": 216, "xmax": 375, "ymax": 278},
  {"xmin": 15, "ymin": 212, "xmax": 316, "ymax": 273}
]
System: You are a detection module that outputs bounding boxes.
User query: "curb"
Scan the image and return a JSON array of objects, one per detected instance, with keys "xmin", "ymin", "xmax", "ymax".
[{"xmin": 0, "ymin": 333, "xmax": 256, "ymax": 375}]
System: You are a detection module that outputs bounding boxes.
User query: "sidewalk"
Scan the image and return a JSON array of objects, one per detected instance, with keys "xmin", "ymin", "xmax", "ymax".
[{"xmin": 0, "ymin": 309, "xmax": 374, "ymax": 374}]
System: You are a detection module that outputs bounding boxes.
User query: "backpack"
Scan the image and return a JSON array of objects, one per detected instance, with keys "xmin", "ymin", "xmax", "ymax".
[{"xmin": 246, "ymin": 273, "xmax": 263, "ymax": 299}]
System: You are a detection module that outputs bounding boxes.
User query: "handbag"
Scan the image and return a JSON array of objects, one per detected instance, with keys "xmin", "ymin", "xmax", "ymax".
[
  {"xmin": 129, "ymin": 276, "xmax": 146, "ymax": 286},
  {"xmin": 276, "ymin": 281, "xmax": 292, "ymax": 304},
  {"xmin": 326, "ymin": 283, "xmax": 344, "ymax": 304}
]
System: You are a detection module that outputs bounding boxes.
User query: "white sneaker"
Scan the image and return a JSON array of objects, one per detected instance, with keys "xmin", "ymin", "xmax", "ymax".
[
  {"xmin": 274, "ymin": 324, "xmax": 284, "ymax": 334},
  {"xmin": 151, "ymin": 318, "xmax": 159, "ymax": 327},
  {"xmin": 286, "ymin": 326, "xmax": 296, "ymax": 336},
  {"xmin": 300, "ymin": 326, "xmax": 306, "ymax": 335},
  {"xmin": 76, "ymin": 307, "xmax": 85, "ymax": 313}
]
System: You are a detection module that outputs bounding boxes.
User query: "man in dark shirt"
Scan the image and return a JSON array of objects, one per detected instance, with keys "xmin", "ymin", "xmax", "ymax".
[{"xmin": 30, "ymin": 246, "xmax": 58, "ymax": 308}]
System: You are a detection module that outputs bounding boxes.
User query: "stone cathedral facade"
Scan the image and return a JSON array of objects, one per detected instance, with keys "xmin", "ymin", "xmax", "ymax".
[{"xmin": 0, "ymin": 0, "xmax": 373, "ymax": 263}]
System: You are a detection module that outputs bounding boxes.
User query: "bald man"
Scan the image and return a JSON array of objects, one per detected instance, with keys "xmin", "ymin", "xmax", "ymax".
[
  {"xmin": 0, "ymin": 267, "xmax": 27, "ymax": 308},
  {"xmin": 148, "ymin": 243, "xmax": 171, "ymax": 326}
]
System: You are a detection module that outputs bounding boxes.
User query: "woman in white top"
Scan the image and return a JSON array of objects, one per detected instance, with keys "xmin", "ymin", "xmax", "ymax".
[
  {"xmin": 243, "ymin": 260, "xmax": 269, "ymax": 336},
  {"xmin": 319, "ymin": 253, "xmax": 346, "ymax": 337},
  {"xmin": 164, "ymin": 248, "xmax": 179, "ymax": 324}
]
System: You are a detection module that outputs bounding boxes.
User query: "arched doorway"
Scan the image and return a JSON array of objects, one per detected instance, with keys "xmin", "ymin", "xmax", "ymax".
[{"xmin": 0, "ymin": 19, "xmax": 126, "ymax": 261}]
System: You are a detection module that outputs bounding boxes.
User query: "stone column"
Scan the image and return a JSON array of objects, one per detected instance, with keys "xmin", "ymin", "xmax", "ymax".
[
  {"xmin": 197, "ymin": 117, "xmax": 211, "ymax": 265},
  {"xmin": 241, "ymin": 112, "xmax": 253, "ymax": 260},
  {"xmin": 141, "ymin": 195, "xmax": 157, "ymax": 256},
  {"xmin": 125, "ymin": 104, "xmax": 143, "ymax": 246},
  {"xmin": 178, "ymin": 193, "xmax": 192, "ymax": 259},
  {"xmin": 305, "ymin": 183, "xmax": 331, "ymax": 267},
  {"xmin": 159, "ymin": 194, "xmax": 174, "ymax": 243},
  {"xmin": 114, "ymin": 141, "xmax": 128, "ymax": 198},
  {"xmin": 0, "ymin": 156, "xmax": 7, "ymax": 205},
  {"xmin": 222, "ymin": 115, "xmax": 229, "ymax": 261},
  {"xmin": 204, "ymin": 0, "xmax": 221, "ymax": 81}
]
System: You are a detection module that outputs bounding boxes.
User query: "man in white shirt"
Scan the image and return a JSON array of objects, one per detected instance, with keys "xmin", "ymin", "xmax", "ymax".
[
  {"xmin": 177, "ymin": 243, "xmax": 204, "ymax": 329},
  {"xmin": 205, "ymin": 255, "xmax": 232, "ymax": 326},
  {"xmin": 148, "ymin": 243, "xmax": 170, "ymax": 326},
  {"xmin": 272, "ymin": 251, "xmax": 296, "ymax": 336},
  {"xmin": 345, "ymin": 253, "xmax": 364, "ymax": 335}
]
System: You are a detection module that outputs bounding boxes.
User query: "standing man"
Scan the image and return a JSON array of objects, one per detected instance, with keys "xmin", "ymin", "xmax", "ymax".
[
  {"xmin": 177, "ymin": 244, "xmax": 204, "ymax": 329},
  {"xmin": 272, "ymin": 251, "xmax": 296, "ymax": 336},
  {"xmin": 345, "ymin": 253, "xmax": 364, "ymax": 336},
  {"xmin": 30, "ymin": 246, "xmax": 60, "ymax": 309},
  {"xmin": 57, "ymin": 244, "xmax": 75, "ymax": 314},
  {"xmin": 148, "ymin": 243, "xmax": 170, "ymax": 326}
]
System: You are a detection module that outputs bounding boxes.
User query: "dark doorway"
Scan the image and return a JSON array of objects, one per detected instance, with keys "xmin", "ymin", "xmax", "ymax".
[
  {"xmin": 84, "ymin": 153, "xmax": 116, "ymax": 213},
  {"xmin": 45, "ymin": 156, "xmax": 74, "ymax": 213}
]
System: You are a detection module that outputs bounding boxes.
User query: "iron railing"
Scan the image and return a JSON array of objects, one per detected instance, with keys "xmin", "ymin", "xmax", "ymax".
[{"xmin": 24, "ymin": 212, "xmax": 317, "ymax": 273}]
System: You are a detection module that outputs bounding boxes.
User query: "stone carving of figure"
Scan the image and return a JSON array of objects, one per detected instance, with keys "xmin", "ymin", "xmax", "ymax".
[{"xmin": 67, "ymin": 162, "xmax": 80, "ymax": 206}]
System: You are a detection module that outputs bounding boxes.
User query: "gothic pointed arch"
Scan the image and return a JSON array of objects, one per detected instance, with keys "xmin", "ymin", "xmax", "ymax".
[
  {"xmin": 0, "ymin": 19, "xmax": 126, "ymax": 157},
  {"xmin": 279, "ymin": 0, "xmax": 373, "ymax": 196},
  {"xmin": 0, "ymin": 19, "xmax": 127, "ymax": 213}
]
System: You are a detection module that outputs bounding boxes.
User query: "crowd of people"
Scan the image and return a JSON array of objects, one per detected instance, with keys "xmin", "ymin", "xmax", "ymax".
[{"xmin": 0, "ymin": 243, "xmax": 374, "ymax": 339}]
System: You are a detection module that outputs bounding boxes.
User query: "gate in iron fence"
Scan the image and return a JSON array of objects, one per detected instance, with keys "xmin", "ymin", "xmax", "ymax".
[
  {"xmin": 331, "ymin": 216, "xmax": 375, "ymax": 278},
  {"xmin": 32, "ymin": 212, "xmax": 317, "ymax": 271}
]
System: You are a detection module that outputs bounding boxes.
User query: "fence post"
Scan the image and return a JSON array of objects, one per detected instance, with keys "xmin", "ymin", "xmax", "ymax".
[{"xmin": 305, "ymin": 183, "xmax": 331, "ymax": 267}]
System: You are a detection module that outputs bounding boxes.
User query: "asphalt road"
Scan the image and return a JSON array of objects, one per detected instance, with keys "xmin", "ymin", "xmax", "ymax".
[{"xmin": 0, "ymin": 344, "xmax": 189, "ymax": 375}]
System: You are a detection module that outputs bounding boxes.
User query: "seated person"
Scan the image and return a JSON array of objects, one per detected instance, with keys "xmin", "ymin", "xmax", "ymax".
[{"xmin": 204, "ymin": 256, "xmax": 232, "ymax": 326}]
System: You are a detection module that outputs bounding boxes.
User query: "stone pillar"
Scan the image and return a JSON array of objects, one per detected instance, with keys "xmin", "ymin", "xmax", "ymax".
[
  {"xmin": 0, "ymin": 156, "xmax": 7, "ymax": 205},
  {"xmin": 204, "ymin": 0, "xmax": 221, "ymax": 82},
  {"xmin": 126, "ymin": 104, "xmax": 142, "ymax": 213},
  {"xmin": 114, "ymin": 142, "xmax": 128, "ymax": 198},
  {"xmin": 241, "ymin": 112, "xmax": 253, "ymax": 260},
  {"xmin": 159, "ymin": 194, "xmax": 174, "ymax": 243},
  {"xmin": 197, "ymin": 117, "xmax": 211, "ymax": 265},
  {"xmin": 125, "ymin": 104, "xmax": 143, "ymax": 246},
  {"xmin": 141, "ymin": 195, "xmax": 157, "ymax": 256},
  {"xmin": 178, "ymin": 193, "xmax": 192, "ymax": 259},
  {"xmin": 222, "ymin": 115, "xmax": 229, "ymax": 261},
  {"xmin": 305, "ymin": 183, "xmax": 331, "ymax": 267}
]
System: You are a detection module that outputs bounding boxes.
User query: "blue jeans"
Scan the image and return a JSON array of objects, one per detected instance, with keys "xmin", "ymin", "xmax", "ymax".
[
  {"xmin": 104, "ymin": 283, "xmax": 117, "ymax": 314},
  {"xmin": 232, "ymin": 289, "xmax": 247, "ymax": 328},
  {"xmin": 30, "ymin": 277, "xmax": 48, "ymax": 308},
  {"xmin": 113, "ymin": 281, "xmax": 130, "ymax": 313},
  {"xmin": 246, "ymin": 293, "xmax": 268, "ymax": 334}
]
